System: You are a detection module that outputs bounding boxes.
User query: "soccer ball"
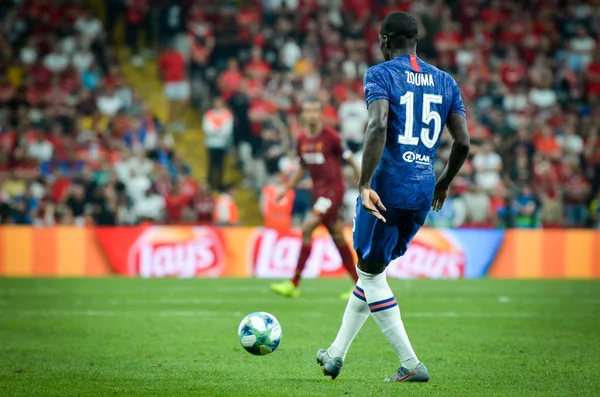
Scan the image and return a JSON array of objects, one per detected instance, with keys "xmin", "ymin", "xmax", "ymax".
[{"xmin": 238, "ymin": 312, "xmax": 282, "ymax": 355}]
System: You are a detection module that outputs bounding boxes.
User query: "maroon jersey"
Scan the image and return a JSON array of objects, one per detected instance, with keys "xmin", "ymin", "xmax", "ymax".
[
  {"xmin": 297, "ymin": 126, "xmax": 351, "ymax": 225},
  {"xmin": 297, "ymin": 126, "xmax": 349, "ymax": 196}
]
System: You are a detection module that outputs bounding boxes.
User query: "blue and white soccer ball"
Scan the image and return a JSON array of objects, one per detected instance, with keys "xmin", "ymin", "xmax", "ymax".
[{"xmin": 238, "ymin": 312, "xmax": 282, "ymax": 355}]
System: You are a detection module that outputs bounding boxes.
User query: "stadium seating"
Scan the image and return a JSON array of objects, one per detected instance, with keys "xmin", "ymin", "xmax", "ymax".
[{"xmin": 1, "ymin": 0, "xmax": 599, "ymax": 229}]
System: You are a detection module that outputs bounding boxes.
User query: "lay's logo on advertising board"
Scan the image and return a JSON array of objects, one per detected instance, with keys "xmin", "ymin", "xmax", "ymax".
[{"xmin": 127, "ymin": 227, "xmax": 226, "ymax": 278}]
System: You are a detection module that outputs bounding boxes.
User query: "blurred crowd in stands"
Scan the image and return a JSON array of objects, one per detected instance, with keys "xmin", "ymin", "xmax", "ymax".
[
  {"xmin": 191, "ymin": 0, "xmax": 600, "ymax": 229},
  {"xmin": 1, "ymin": 0, "xmax": 600, "ymax": 229},
  {"xmin": 0, "ymin": 0, "xmax": 219, "ymax": 226}
]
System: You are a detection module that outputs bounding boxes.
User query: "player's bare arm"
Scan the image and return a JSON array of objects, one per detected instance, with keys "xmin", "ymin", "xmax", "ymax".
[
  {"xmin": 432, "ymin": 113, "xmax": 470, "ymax": 211},
  {"xmin": 275, "ymin": 163, "xmax": 307, "ymax": 203},
  {"xmin": 345, "ymin": 156, "xmax": 361, "ymax": 185},
  {"xmin": 358, "ymin": 99, "xmax": 389, "ymax": 222}
]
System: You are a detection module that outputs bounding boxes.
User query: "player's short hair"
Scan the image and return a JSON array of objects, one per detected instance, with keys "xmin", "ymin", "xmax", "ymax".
[{"xmin": 380, "ymin": 12, "xmax": 418, "ymax": 45}]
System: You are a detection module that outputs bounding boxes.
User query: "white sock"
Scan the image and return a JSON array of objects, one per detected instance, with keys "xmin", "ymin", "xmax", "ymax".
[
  {"xmin": 357, "ymin": 268, "xmax": 419, "ymax": 369},
  {"xmin": 327, "ymin": 277, "xmax": 370, "ymax": 359}
]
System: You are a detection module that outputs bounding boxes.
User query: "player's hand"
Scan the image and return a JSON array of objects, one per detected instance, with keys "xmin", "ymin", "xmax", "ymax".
[
  {"xmin": 431, "ymin": 185, "xmax": 448, "ymax": 212},
  {"xmin": 360, "ymin": 188, "xmax": 387, "ymax": 222}
]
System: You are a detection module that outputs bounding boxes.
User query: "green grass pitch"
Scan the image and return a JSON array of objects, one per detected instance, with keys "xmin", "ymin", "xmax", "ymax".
[{"xmin": 0, "ymin": 278, "xmax": 599, "ymax": 396}]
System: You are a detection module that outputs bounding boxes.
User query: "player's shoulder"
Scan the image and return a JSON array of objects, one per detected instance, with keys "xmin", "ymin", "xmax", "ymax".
[
  {"xmin": 366, "ymin": 62, "xmax": 389, "ymax": 74},
  {"xmin": 419, "ymin": 60, "xmax": 454, "ymax": 79},
  {"xmin": 364, "ymin": 62, "xmax": 391, "ymax": 82},
  {"xmin": 419, "ymin": 60, "xmax": 458, "ymax": 85},
  {"xmin": 322, "ymin": 125, "xmax": 342, "ymax": 140},
  {"xmin": 296, "ymin": 130, "xmax": 308, "ymax": 141}
]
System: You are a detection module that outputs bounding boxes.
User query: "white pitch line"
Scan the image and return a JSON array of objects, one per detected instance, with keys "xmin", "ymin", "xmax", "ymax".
[{"xmin": 0, "ymin": 310, "xmax": 597, "ymax": 319}]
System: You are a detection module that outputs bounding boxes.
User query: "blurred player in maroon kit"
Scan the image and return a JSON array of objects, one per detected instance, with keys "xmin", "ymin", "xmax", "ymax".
[{"xmin": 270, "ymin": 98, "xmax": 360, "ymax": 299}]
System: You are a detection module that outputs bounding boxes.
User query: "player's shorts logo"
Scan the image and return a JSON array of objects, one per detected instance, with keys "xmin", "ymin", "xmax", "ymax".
[{"xmin": 402, "ymin": 151, "xmax": 430, "ymax": 165}]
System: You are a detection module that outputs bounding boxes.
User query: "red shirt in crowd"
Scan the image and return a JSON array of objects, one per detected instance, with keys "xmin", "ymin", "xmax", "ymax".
[
  {"xmin": 0, "ymin": 82, "xmax": 15, "ymax": 104},
  {"xmin": 60, "ymin": 70, "xmax": 80, "ymax": 93},
  {"xmin": 245, "ymin": 59, "xmax": 271, "ymax": 82},
  {"xmin": 249, "ymin": 98, "xmax": 277, "ymax": 136},
  {"xmin": 219, "ymin": 69, "xmax": 243, "ymax": 100},
  {"xmin": 165, "ymin": 193, "xmax": 190, "ymax": 222},
  {"xmin": 500, "ymin": 60, "xmax": 527, "ymax": 88},
  {"xmin": 159, "ymin": 50, "xmax": 186, "ymax": 83},
  {"xmin": 499, "ymin": 19, "xmax": 526, "ymax": 43},
  {"xmin": 179, "ymin": 176, "xmax": 199, "ymax": 200},
  {"xmin": 322, "ymin": 105, "xmax": 339, "ymax": 127},
  {"xmin": 587, "ymin": 61, "xmax": 600, "ymax": 96},
  {"xmin": 29, "ymin": 63, "xmax": 52, "ymax": 88},
  {"xmin": 195, "ymin": 193, "xmax": 215, "ymax": 225},
  {"xmin": 344, "ymin": 0, "xmax": 372, "ymax": 19},
  {"xmin": 127, "ymin": 0, "xmax": 148, "ymax": 24},
  {"xmin": 321, "ymin": 44, "xmax": 346, "ymax": 64},
  {"xmin": 563, "ymin": 175, "xmax": 590, "ymax": 204},
  {"xmin": 50, "ymin": 177, "xmax": 71, "ymax": 202},
  {"xmin": 480, "ymin": 6, "xmax": 508, "ymax": 26}
]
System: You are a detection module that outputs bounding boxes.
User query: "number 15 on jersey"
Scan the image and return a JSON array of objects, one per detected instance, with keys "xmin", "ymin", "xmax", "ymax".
[{"xmin": 398, "ymin": 91, "xmax": 443, "ymax": 149}]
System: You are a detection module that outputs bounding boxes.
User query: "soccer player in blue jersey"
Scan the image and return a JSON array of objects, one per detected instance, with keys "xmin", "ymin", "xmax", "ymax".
[{"xmin": 316, "ymin": 12, "xmax": 470, "ymax": 382}]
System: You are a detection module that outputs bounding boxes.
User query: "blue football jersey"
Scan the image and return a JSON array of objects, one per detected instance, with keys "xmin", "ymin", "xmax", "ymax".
[{"xmin": 363, "ymin": 54, "xmax": 466, "ymax": 210}]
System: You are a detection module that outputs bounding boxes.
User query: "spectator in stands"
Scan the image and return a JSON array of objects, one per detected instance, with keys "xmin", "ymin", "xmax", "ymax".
[
  {"xmin": 462, "ymin": 184, "xmax": 493, "ymax": 227},
  {"xmin": 540, "ymin": 191, "xmax": 564, "ymax": 228},
  {"xmin": 569, "ymin": 25, "xmax": 595, "ymax": 71},
  {"xmin": 165, "ymin": 181, "xmax": 192, "ymax": 224},
  {"xmin": 590, "ymin": 191, "xmax": 600, "ymax": 229},
  {"xmin": 43, "ymin": 41, "xmax": 69, "ymax": 75},
  {"xmin": 213, "ymin": 185, "xmax": 239, "ymax": 226},
  {"xmin": 134, "ymin": 185, "xmax": 165, "ymax": 223},
  {"xmin": 260, "ymin": 123, "xmax": 288, "ymax": 182},
  {"xmin": 0, "ymin": 0, "xmax": 598, "ymax": 229},
  {"xmin": 125, "ymin": 0, "xmax": 150, "ymax": 67},
  {"xmin": 72, "ymin": 40, "xmax": 95, "ymax": 74},
  {"xmin": 96, "ymin": 85, "xmax": 124, "ymax": 117},
  {"xmin": 513, "ymin": 185, "xmax": 539, "ymax": 228},
  {"xmin": 260, "ymin": 173, "xmax": 294, "ymax": 230},
  {"xmin": 203, "ymin": 96, "xmax": 234, "ymax": 191},
  {"xmin": 64, "ymin": 183, "xmax": 87, "ymax": 226},
  {"xmin": 74, "ymin": 9, "xmax": 102, "ymax": 47},
  {"xmin": 91, "ymin": 185, "xmax": 118, "ymax": 226},
  {"xmin": 473, "ymin": 142, "xmax": 502, "ymax": 193},
  {"xmin": 557, "ymin": 121, "xmax": 584, "ymax": 164},
  {"xmin": 125, "ymin": 167, "xmax": 151, "ymax": 206},
  {"xmin": 159, "ymin": 42, "xmax": 189, "ymax": 132},
  {"xmin": 194, "ymin": 181, "xmax": 215, "ymax": 225},
  {"xmin": 227, "ymin": 79, "xmax": 251, "ymax": 152},
  {"xmin": 338, "ymin": 89, "xmax": 368, "ymax": 153},
  {"xmin": 562, "ymin": 163, "xmax": 591, "ymax": 227},
  {"xmin": 27, "ymin": 131, "xmax": 54, "ymax": 163}
]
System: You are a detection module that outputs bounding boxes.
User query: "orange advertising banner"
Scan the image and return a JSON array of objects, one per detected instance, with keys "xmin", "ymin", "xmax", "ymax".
[
  {"xmin": 0, "ymin": 227, "xmax": 110, "ymax": 277},
  {"xmin": 489, "ymin": 229, "xmax": 600, "ymax": 279},
  {"xmin": 0, "ymin": 226, "xmax": 598, "ymax": 279}
]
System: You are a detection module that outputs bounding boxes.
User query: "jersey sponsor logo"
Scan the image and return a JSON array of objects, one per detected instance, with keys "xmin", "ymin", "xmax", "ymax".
[
  {"xmin": 402, "ymin": 151, "xmax": 431, "ymax": 165},
  {"xmin": 128, "ymin": 227, "xmax": 226, "ymax": 278},
  {"xmin": 405, "ymin": 71, "xmax": 434, "ymax": 87},
  {"xmin": 302, "ymin": 152, "xmax": 326, "ymax": 164},
  {"xmin": 252, "ymin": 228, "xmax": 353, "ymax": 278}
]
